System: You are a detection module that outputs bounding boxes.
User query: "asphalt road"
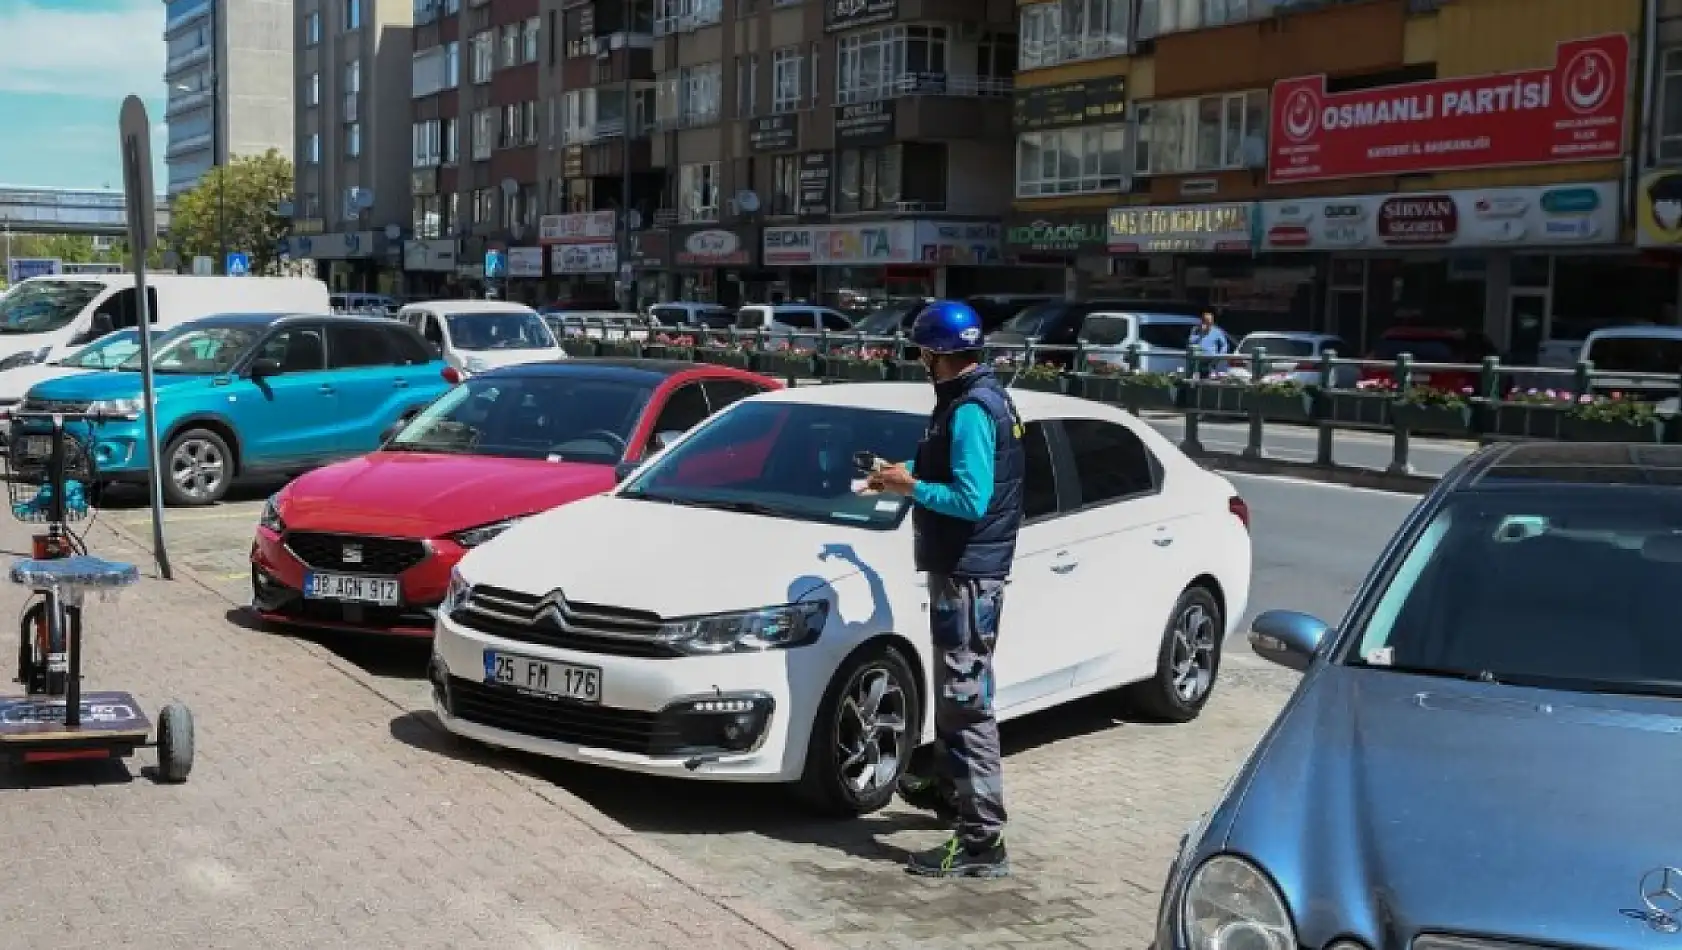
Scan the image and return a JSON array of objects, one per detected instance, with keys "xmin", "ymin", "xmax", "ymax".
[{"xmin": 1145, "ymin": 414, "xmax": 1475, "ymax": 479}]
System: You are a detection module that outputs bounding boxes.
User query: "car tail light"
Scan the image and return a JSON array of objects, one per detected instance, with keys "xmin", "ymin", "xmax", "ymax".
[
  {"xmin": 1228, "ymin": 495, "xmax": 1250, "ymax": 530},
  {"xmin": 442, "ymin": 366, "xmax": 462, "ymax": 384}
]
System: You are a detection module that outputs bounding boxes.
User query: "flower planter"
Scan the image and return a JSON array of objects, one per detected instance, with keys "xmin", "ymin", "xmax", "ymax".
[
  {"xmin": 641, "ymin": 344, "xmax": 694, "ymax": 361},
  {"xmin": 1389, "ymin": 401, "xmax": 1472, "ymax": 436},
  {"xmin": 1188, "ymin": 382, "xmax": 1248, "ymax": 415},
  {"xmin": 1249, "ymin": 391, "xmax": 1316, "ymax": 422},
  {"xmin": 1111, "ymin": 381, "xmax": 1180, "ymax": 411},
  {"xmin": 595, "ymin": 340, "xmax": 643, "ymax": 359},
  {"xmin": 1322, "ymin": 391, "xmax": 1391, "ymax": 429},
  {"xmin": 1491, "ymin": 403, "xmax": 1568, "ymax": 440},
  {"xmin": 694, "ymin": 348, "xmax": 752, "ymax": 370},
  {"xmin": 1559, "ymin": 415, "xmax": 1663, "ymax": 443},
  {"xmin": 825, "ymin": 359, "xmax": 890, "ymax": 381},
  {"xmin": 890, "ymin": 360, "xmax": 929, "ymax": 382},
  {"xmin": 755, "ymin": 352, "xmax": 817, "ymax": 380},
  {"xmin": 1011, "ymin": 374, "xmax": 1066, "ymax": 393}
]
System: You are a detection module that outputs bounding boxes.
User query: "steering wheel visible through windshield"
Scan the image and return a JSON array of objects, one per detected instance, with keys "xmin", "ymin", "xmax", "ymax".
[
  {"xmin": 118, "ymin": 326, "xmax": 261, "ymax": 374},
  {"xmin": 0, "ymin": 281, "xmax": 102, "ymax": 334},
  {"xmin": 445, "ymin": 312, "xmax": 555, "ymax": 351},
  {"xmin": 386, "ymin": 374, "xmax": 654, "ymax": 463},
  {"xmin": 620, "ymin": 401, "xmax": 926, "ymax": 529},
  {"xmin": 1345, "ymin": 488, "xmax": 1682, "ymax": 697},
  {"xmin": 59, "ymin": 330, "xmax": 148, "ymax": 369}
]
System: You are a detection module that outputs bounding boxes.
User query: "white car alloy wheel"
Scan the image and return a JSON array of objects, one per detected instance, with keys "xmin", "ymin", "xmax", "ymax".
[
  {"xmin": 1125, "ymin": 585, "xmax": 1224, "ymax": 723},
  {"xmin": 1171, "ymin": 601, "xmax": 1219, "ymax": 703},
  {"xmin": 798, "ymin": 644, "xmax": 920, "ymax": 816}
]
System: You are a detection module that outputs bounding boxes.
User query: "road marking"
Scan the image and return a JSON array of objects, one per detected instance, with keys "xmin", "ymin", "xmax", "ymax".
[
  {"xmin": 1225, "ymin": 471, "xmax": 1420, "ymax": 498},
  {"xmin": 117, "ymin": 509, "xmax": 259, "ymax": 527},
  {"xmin": 218, "ymin": 571, "xmax": 248, "ymax": 580}
]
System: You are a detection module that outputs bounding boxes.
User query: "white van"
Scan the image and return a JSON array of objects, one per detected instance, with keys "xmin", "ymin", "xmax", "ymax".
[
  {"xmin": 396, "ymin": 300, "xmax": 566, "ymax": 376},
  {"xmin": 0, "ymin": 274, "xmax": 329, "ymax": 370}
]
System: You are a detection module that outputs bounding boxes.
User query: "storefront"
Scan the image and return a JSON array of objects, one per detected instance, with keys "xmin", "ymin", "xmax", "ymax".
[
  {"xmin": 1256, "ymin": 181, "xmax": 1659, "ymax": 359},
  {"xmin": 669, "ymin": 226, "xmax": 763, "ymax": 306},
  {"xmin": 1003, "ymin": 211, "xmax": 1109, "ymax": 298},
  {"xmin": 1634, "ymin": 169, "xmax": 1682, "ymax": 327},
  {"xmin": 540, "ymin": 211, "xmax": 618, "ymax": 302},
  {"xmin": 627, "ymin": 230, "xmax": 669, "ymax": 310},
  {"xmin": 761, "ymin": 220, "xmax": 1004, "ymax": 309},
  {"xmin": 401, "ymin": 238, "xmax": 461, "ymax": 297},
  {"xmin": 290, "ymin": 231, "xmax": 387, "ymax": 293},
  {"xmin": 505, "ymin": 247, "xmax": 545, "ymax": 305}
]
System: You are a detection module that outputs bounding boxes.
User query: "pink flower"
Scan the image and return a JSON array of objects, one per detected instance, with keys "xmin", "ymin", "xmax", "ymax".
[
  {"xmin": 1579, "ymin": 394, "xmax": 1593, "ymax": 404},
  {"xmin": 1461, "ymin": 386, "xmax": 1474, "ymax": 394}
]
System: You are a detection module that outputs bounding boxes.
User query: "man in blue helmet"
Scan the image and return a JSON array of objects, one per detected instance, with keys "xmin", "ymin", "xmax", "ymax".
[{"xmin": 864, "ymin": 299, "xmax": 1024, "ymax": 879}]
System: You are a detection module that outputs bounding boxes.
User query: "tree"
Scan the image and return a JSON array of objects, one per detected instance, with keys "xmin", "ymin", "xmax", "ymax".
[
  {"xmin": 167, "ymin": 149, "xmax": 293, "ymax": 274},
  {"xmin": 4, "ymin": 234, "xmax": 104, "ymax": 263}
]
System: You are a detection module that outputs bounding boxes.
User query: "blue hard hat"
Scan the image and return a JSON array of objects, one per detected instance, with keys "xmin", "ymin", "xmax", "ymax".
[{"xmin": 909, "ymin": 300, "xmax": 985, "ymax": 354}]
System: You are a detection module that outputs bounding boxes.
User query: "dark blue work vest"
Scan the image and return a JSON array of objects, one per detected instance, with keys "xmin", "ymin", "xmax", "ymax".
[{"xmin": 911, "ymin": 366, "xmax": 1025, "ymax": 580}]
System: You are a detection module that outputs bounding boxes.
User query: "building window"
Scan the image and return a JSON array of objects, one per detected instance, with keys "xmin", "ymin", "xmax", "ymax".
[
  {"xmin": 772, "ymin": 47, "xmax": 803, "ymax": 113},
  {"xmin": 471, "ymin": 108, "xmax": 496, "ymax": 160},
  {"xmin": 522, "ymin": 16, "xmax": 540, "ymax": 63},
  {"xmin": 413, "ymin": 195, "xmax": 442, "ymax": 239},
  {"xmin": 304, "ymin": 132, "xmax": 321, "ymax": 164},
  {"xmin": 443, "ymin": 116, "xmax": 458, "ymax": 163},
  {"xmin": 837, "ymin": 26, "xmax": 947, "ymax": 105},
  {"xmin": 500, "ymin": 23, "xmax": 519, "ymax": 68},
  {"xmin": 306, "ymin": 72, "xmax": 320, "ymax": 107},
  {"xmin": 346, "ymin": 122, "xmax": 362, "ymax": 157},
  {"xmin": 1139, "ymin": 0, "xmax": 1272, "ymax": 39},
  {"xmin": 810, "ymin": 43, "xmax": 821, "ymax": 105},
  {"xmin": 679, "ymin": 162, "xmax": 720, "ymax": 223},
  {"xmin": 471, "ymin": 30, "xmax": 494, "ymax": 83},
  {"xmin": 1659, "ymin": 46, "xmax": 1682, "ymax": 162},
  {"xmin": 655, "ymin": 0, "xmax": 722, "ymax": 31},
  {"xmin": 304, "ymin": 11, "xmax": 321, "ymax": 46},
  {"xmin": 344, "ymin": 0, "xmax": 361, "ymax": 31},
  {"xmin": 1134, "ymin": 90, "xmax": 1268, "ymax": 175},
  {"xmin": 1016, "ymin": 123, "xmax": 1127, "ymax": 197},
  {"xmin": 1020, "ymin": 0, "xmax": 1126, "ymax": 70},
  {"xmin": 657, "ymin": 62, "xmax": 722, "ymax": 127},
  {"xmin": 446, "ymin": 41, "xmax": 460, "ymax": 86},
  {"xmin": 771, "ymin": 154, "xmax": 799, "ymax": 215},
  {"xmin": 500, "ymin": 101, "xmax": 538, "ymax": 147},
  {"xmin": 413, "ymin": 119, "xmax": 441, "ymax": 167},
  {"xmin": 834, "ymin": 142, "xmax": 943, "ymax": 211},
  {"xmin": 474, "ymin": 187, "xmax": 496, "ymax": 226},
  {"xmin": 737, "ymin": 54, "xmax": 758, "ymax": 118},
  {"xmin": 344, "ymin": 59, "xmax": 361, "ymax": 95},
  {"xmin": 412, "ymin": 47, "xmax": 444, "ymax": 98}
]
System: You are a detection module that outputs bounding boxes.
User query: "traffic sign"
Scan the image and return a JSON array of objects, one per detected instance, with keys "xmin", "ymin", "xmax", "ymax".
[
  {"xmin": 225, "ymin": 252, "xmax": 250, "ymax": 276},
  {"xmin": 485, "ymin": 249, "xmax": 506, "ymax": 279},
  {"xmin": 7, "ymin": 258, "xmax": 61, "ymax": 284}
]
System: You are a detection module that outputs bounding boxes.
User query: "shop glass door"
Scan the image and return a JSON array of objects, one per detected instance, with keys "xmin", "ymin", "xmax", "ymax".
[{"xmin": 1507, "ymin": 291, "xmax": 1548, "ymax": 366}]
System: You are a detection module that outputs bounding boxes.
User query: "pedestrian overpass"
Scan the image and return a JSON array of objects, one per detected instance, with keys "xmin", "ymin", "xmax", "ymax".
[{"xmin": 0, "ymin": 185, "xmax": 170, "ymax": 237}]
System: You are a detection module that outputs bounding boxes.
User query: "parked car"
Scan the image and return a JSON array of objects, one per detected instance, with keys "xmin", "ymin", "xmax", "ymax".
[
  {"xmin": 543, "ymin": 311, "xmax": 651, "ymax": 345},
  {"xmin": 648, "ymin": 302, "xmax": 736, "ymax": 330},
  {"xmin": 987, "ymin": 299, "xmax": 1204, "ymax": 365},
  {"xmin": 1159, "ymin": 441, "xmax": 1682, "ymax": 950},
  {"xmin": 0, "ymin": 327, "xmax": 174, "ymax": 435},
  {"xmin": 1360, "ymin": 326, "xmax": 1500, "ymax": 394},
  {"xmin": 540, "ymin": 298, "xmax": 621, "ymax": 316},
  {"xmin": 1226, "ymin": 331, "xmax": 1360, "ymax": 388},
  {"xmin": 12, "ymin": 314, "xmax": 450, "ymax": 505},
  {"xmin": 330, "ymin": 292, "xmax": 400, "ymax": 317},
  {"xmin": 1081, "ymin": 312, "xmax": 1204, "ymax": 375},
  {"xmin": 397, "ymin": 300, "xmax": 565, "ymax": 378},
  {"xmin": 965, "ymin": 294, "xmax": 1059, "ymax": 332},
  {"xmin": 426, "ymin": 382, "xmax": 1251, "ymax": 815},
  {"xmin": 251, "ymin": 358, "xmax": 780, "ymax": 635},
  {"xmin": 846, "ymin": 298, "xmax": 935, "ymax": 342},
  {"xmin": 1578, "ymin": 325, "xmax": 1682, "ymax": 408}
]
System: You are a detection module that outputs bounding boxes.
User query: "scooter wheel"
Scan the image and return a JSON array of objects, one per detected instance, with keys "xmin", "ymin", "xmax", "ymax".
[{"xmin": 156, "ymin": 703, "xmax": 194, "ymax": 784}]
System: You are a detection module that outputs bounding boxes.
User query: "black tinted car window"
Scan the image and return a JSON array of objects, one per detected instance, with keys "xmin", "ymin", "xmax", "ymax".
[
  {"xmin": 650, "ymin": 383, "xmax": 711, "ymax": 449},
  {"xmin": 385, "ymin": 326, "xmax": 434, "ymax": 364},
  {"xmin": 328, "ymin": 324, "xmax": 399, "ymax": 368},
  {"xmin": 1063, "ymin": 418, "xmax": 1156, "ymax": 505},
  {"xmin": 703, "ymin": 379, "xmax": 764, "ymax": 412},
  {"xmin": 1022, "ymin": 422, "xmax": 1059, "ymax": 520}
]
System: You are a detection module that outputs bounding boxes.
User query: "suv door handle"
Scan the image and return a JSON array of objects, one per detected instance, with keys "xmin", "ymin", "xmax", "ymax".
[
  {"xmin": 1153, "ymin": 528, "xmax": 1174, "ymax": 547},
  {"xmin": 393, "ymin": 378, "xmax": 409, "ymax": 388},
  {"xmin": 318, "ymin": 383, "xmax": 335, "ymax": 394},
  {"xmin": 1050, "ymin": 551, "xmax": 1078, "ymax": 574}
]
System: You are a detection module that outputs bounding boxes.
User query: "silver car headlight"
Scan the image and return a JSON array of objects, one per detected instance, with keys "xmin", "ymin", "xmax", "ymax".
[
  {"xmin": 656, "ymin": 602, "xmax": 829, "ymax": 655},
  {"xmin": 88, "ymin": 397, "xmax": 145, "ymax": 419},
  {"xmin": 1182, "ymin": 855, "xmax": 1295, "ymax": 950},
  {"xmin": 451, "ymin": 516, "xmax": 526, "ymax": 548},
  {"xmin": 259, "ymin": 494, "xmax": 285, "ymax": 533}
]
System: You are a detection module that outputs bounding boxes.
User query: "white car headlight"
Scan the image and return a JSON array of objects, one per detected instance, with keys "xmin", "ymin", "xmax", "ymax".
[
  {"xmin": 656, "ymin": 602, "xmax": 829, "ymax": 655},
  {"xmin": 451, "ymin": 516, "xmax": 526, "ymax": 548},
  {"xmin": 440, "ymin": 567, "xmax": 473, "ymax": 614},
  {"xmin": 1182, "ymin": 855, "xmax": 1296, "ymax": 950},
  {"xmin": 259, "ymin": 494, "xmax": 285, "ymax": 533},
  {"xmin": 0, "ymin": 348, "xmax": 51, "ymax": 372},
  {"xmin": 88, "ymin": 397, "xmax": 144, "ymax": 419}
]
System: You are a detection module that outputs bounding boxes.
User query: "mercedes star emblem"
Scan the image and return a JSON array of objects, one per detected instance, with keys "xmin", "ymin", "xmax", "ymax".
[{"xmin": 1640, "ymin": 867, "xmax": 1682, "ymax": 933}]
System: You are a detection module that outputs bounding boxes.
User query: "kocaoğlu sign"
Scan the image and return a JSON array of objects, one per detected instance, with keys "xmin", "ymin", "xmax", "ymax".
[
  {"xmin": 1107, "ymin": 203, "xmax": 1256, "ymax": 253},
  {"xmin": 1004, "ymin": 212, "xmax": 1108, "ymax": 254}
]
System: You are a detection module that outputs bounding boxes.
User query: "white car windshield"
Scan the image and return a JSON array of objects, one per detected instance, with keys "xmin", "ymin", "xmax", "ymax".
[
  {"xmin": 1345, "ymin": 487, "xmax": 1682, "ymax": 697},
  {"xmin": 0, "ymin": 281, "xmax": 102, "ymax": 334},
  {"xmin": 446, "ymin": 311, "xmax": 554, "ymax": 351},
  {"xmin": 621, "ymin": 401, "xmax": 926, "ymax": 529},
  {"xmin": 387, "ymin": 374, "xmax": 653, "ymax": 464}
]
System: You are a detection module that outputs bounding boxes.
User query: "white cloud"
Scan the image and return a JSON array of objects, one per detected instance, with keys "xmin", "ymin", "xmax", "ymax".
[{"xmin": 0, "ymin": 0, "xmax": 165, "ymax": 99}]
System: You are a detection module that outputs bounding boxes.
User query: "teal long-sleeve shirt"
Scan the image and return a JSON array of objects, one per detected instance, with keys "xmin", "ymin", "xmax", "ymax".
[{"xmin": 905, "ymin": 402, "xmax": 996, "ymax": 522}]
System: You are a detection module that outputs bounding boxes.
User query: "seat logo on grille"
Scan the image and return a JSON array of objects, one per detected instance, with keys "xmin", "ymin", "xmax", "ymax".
[
  {"xmin": 1635, "ymin": 866, "xmax": 1682, "ymax": 933},
  {"xmin": 342, "ymin": 543, "xmax": 363, "ymax": 564}
]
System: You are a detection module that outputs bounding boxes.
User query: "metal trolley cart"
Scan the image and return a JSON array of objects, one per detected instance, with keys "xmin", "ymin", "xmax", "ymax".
[{"xmin": 0, "ymin": 412, "xmax": 193, "ymax": 780}]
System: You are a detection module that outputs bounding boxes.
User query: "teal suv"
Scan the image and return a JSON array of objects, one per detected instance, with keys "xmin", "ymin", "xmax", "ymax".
[{"xmin": 13, "ymin": 313, "xmax": 453, "ymax": 505}]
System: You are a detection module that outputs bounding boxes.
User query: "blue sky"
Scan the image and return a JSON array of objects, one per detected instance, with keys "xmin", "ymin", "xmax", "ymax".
[{"xmin": 0, "ymin": 0, "xmax": 168, "ymax": 191}]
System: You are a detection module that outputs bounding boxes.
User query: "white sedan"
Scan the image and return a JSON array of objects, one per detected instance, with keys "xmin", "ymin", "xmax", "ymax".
[{"xmin": 427, "ymin": 383, "xmax": 1253, "ymax": 815}]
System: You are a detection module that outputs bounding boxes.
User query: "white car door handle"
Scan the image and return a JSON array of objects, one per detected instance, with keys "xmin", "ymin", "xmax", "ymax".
[
  {"xmin": 1050, "ymin": 551, "xmax": 1078, "ymax": 574},
  {"xmin": 1154, "ymin": 533, "xmax": 1174, "ymax": 547}
]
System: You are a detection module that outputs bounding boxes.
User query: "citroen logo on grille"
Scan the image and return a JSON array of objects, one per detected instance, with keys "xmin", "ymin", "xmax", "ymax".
[
  {"xmin": 1640, "ymin": 867, "xmax": 1682, "ymax": 933},
  {"xmin": 534, "ymin": 592, "xmax": 570, "ymax": 628}
]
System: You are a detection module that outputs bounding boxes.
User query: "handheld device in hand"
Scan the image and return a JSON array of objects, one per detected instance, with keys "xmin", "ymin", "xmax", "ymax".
[{"xmin": 853, "ymin": 451, "xmax": 887, "ymax": 475}]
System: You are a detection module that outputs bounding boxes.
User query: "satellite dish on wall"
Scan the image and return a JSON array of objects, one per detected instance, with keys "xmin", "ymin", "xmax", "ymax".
[
  {"xmin": 500, "ymin": 178, "xmax": 519, "ymax": 198},
  {"xmin": 353, "ymin": 188, "xmax": 375, "ymax": 209},
  {"xmin": 734, "ymin": 190, "xmax": 761, "ymax": 214}
]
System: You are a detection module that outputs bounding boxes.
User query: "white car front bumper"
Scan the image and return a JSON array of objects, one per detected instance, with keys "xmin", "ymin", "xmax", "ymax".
[{"xmin": 429, "ymin": 609, "xmax": 809, "ymax": 782}]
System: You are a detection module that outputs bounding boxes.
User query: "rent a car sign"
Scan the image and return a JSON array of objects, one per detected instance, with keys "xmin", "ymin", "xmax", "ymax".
[{"xmin": 1268, "ymin": 34, "xmax": 1629, "ymax": 184}]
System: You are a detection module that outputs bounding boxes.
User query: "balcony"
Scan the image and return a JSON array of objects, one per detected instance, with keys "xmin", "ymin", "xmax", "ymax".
[
  {"xmin": 836, "ymin": 73, "xmax": 1013, "ymax": 106},
  {"xmin": 165, "ymin": 132, "xmax": 213, "ymax": 159},
  {"xmin": 653, "ymin": 111, "xmax": 720, "ymax": 132},
  {"xmin": 165, "ymin": 90, "xmax": 213, "ymax": 118},
  {"xmin": 653, "ymin": 8, "xmax": 722, "ymax": 36},
  {"xmin": 561, "ymin": 118, "xmax": 653, "ymax": 146},
  {"xmin": 1019, "ymin": 36, "xmax": 1129, "ymax": 72},
  {"xmin": 163, "ymin": 0, "xmax": 210, "ymax": 39},
  {"xmin": 165, "ymin": 44, "xmax": 212, "ymax": 75}
]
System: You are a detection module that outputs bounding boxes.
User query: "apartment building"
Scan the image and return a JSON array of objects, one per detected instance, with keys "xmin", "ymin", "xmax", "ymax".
[
  {"xmin": 1009, "ymin": 0, "xmax": 1657, "ymax": 360},
  {"xmin": 403, "ymin": 0, "xmax": 544, "ymax": 297},
  {"xmin": 290, "ymin": 0, "xmax": 416, "ymax": 292},
  {"xmin": 163, "ymin": 0, "xmax": 294, "ymax": 201}
]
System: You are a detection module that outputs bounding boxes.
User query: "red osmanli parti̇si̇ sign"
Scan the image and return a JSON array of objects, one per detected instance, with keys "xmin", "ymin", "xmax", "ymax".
[{"xmin": 1268, "ymin": 34, "xmax": 1630, "ymax": 184}]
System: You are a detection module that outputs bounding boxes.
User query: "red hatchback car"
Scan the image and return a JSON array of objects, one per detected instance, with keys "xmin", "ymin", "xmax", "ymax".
[
  {"xmin": 250, "ymin": 358, "xmax": 779, "ymax": 635},
  {"xmin": 1360, "ymin": 326, "xmax": 1500, "ymax": 394}
]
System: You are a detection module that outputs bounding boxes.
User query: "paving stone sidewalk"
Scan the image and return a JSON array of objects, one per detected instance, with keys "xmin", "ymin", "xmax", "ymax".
[{"xmin": 0, "ymin": 513, "xmax": 824, "ymax": 950}]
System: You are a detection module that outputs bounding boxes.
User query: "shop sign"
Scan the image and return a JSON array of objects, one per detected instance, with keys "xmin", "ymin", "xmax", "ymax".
[
  {"xmin": 551, "ymin": 243, "xmax": 617, "ymax": 274},
  {"xmin": 826, "ymin": 0, "xmax": 895, "ymax": 32},
  {"xmin": 915, "ymin": 221, "xmax": 1001, "ymax": 266},
  {"xmin": 1004, "ymin": 212, "xmax": 1109, "ymax": 254},
  {"xmin": 1106, "ymin": 203, "xmax": 1256, "ymax": 253},
  {"xmin": 292, "ymin": 218, "xmax": 325, "ymax": 235},
  {"xmin": 764, "ymin": 222, "xmax": 915, "ymax": 266},
  {"xmin": 403, "ymin": 238, "xmax": 458, "ymax": 272},
  {"xmin": 676, "ymin": 228, "xmax": 754, "ymax": 266},
  {"xmin": 835, "ymin": 101, "xmax": 895, "ymax": 147},
  {"xmin": 539, "ymin": 210, "xmax": 616, "ymax": 245},
  {"xmin": 797, "ymin": 151, "xmax": 832, "ymax": 218},
  {"xmin": 293, "ymin": 231, "xmax": 377, "ymax": 260},
  {"xmin": 506, "ymin": 246, "xmax": 544, "ymax": 277},
  {"xmin": 1013, "ymin": 77, "xmax": 1127, "ymax": 131},
  {"xmin": 1269, "ymin": 34, "xmax": 1630, "ymax": 184},
  {"xmin": 1637, "ymin": 170, "xmax": 1682, "ymax": 247},
  {"xmin": 1259, "ymin": 181, "xmax": 1619, "ymax": 250},
  {"xmin": 563, "ymin": 145, "xmax": 584, "ymax": 178},
  {"xmin": 410, "ymin": 168, "xmax": 438, "ymax": 197},
  {"xmin": 750, "ymin": 114, "xmax": 798, "ymax": 153},
  {"xmin": 629, "ymin": 229, "xmax": 669, "ymax": 267}
]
